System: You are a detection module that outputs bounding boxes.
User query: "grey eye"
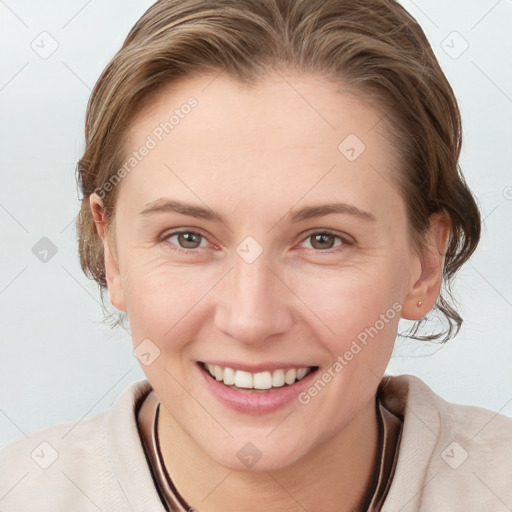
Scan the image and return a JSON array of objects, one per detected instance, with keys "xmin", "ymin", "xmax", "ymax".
[
  {"xmin": 305, "ymin": 233, "xmax": 342, "ymax": 250},
  {"xmin": 168, "ymin": 231, "xmax": 205, "ymax": 249}
]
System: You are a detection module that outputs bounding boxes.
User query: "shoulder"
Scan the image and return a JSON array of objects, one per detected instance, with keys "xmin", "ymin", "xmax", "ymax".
[
  {"xmin": 381, "ymin": 374, "xmax": 512, "ymax": 512},
  {"xmin": 0, "ymin": 409, "xmax": 113, "ymax": 511},
  {"xmin": 0, "ymin": 379, "xmax": 153, "ymax": 512},
  {"xmin": 381, "ymin": 373, "xmax": 512, "ymax": 440}
]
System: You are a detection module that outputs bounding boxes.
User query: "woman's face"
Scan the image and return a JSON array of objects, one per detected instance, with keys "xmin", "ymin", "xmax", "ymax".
[{"xmin": 97, "ymin": 71, "xmax": 428, "ymax": 470}]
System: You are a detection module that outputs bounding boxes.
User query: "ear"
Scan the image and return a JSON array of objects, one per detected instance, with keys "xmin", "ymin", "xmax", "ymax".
[
  {"xmin": 401, "ymin": 212, "xmax": 451, "ymax": 320},
  {"xmin": 89, "ymin": 193, "xmax": 127, "ymax": 312}
]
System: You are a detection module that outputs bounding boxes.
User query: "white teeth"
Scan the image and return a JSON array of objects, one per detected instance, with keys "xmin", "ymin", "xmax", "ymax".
[
  {"xmin": 223, "ymin": 367, "xmax": 235, "ymax": 386},
  {"xmin": 253, "ymin": 371, "xmax": 272, "ymax": 390},
  {"xmin": 285, "ymin": 369, "xmax": 297, "ymax": 385},
  {"xmin": 203, "ymin": 364, "xmax": 312, "ymax": 389},
  {"xmin": 234, "ymin": 370, "xmax": 253, "ymax": 388},
  {"xmin": 296, "ymin": 368, "xmax": 308, "ymax": 380},
  {"xmin": 214, "ymin": 365, "xmax": 223, "ymax": 381},
  {"xmin": 272, "ymin": 369, "xmax": 285, "ymax": 387}
]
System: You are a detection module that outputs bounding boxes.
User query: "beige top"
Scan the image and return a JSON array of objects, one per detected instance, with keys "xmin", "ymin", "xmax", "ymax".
[
  {"xmin": 1, "ymin": 374, "xmax": 512, "ymax": 511},
  {"xmin": 137, "ymin": 390, "xmax": 403, "ymax": 511}
]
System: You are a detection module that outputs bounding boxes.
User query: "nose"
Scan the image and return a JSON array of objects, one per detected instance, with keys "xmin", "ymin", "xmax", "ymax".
[{"xmin": 213, "ymin": 252, "xmax": 294, "ymax": 346}]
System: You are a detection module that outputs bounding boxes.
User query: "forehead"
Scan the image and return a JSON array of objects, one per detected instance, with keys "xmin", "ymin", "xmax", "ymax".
[
  {"xmin": 119, "ymin": 71, "xmax": 403, "ymax": 226},
  {"xmin": 129, "ymin": 71, "xmax": 388, "ymax": 156}
]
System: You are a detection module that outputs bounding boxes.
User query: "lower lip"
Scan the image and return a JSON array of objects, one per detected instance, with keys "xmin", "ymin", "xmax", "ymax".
[{"xmin": 199, "ymin": 364, "xmax": 318, "ymax": 415}]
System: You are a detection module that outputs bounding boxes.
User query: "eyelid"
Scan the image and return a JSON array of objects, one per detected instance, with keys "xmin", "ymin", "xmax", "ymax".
[
  {"xmin": 160, "ymin": 227, "xmax": 355, "ymax": 254},
  {"xmin": 160, "ymin": 228, "xmax": 213, "ymax": 253},
  {"xmin": 298, "ymin": 228, "xmax": 355, "ymax": 247}
]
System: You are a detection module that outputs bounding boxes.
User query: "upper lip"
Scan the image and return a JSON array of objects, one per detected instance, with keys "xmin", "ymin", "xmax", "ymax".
[{"xmin": 199, "ymin": 361, "xmax": 317, "ymax": 373}]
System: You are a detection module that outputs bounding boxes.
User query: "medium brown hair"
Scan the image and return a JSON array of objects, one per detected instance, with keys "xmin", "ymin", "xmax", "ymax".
[{"xmin": 76, "ymin": 0, "xmax": 481, "ymax": 341}]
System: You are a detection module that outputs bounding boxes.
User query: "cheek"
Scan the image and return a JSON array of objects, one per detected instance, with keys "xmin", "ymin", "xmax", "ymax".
[
  {"xmin": 292, "ymin": 270, "xmax": 401, "ymax": 436},
  {"xmin": 122, "ymin": 258, "xmax": 210, "ymax": 393},
  {"xmin": 287, "ymin": 262, "xmax": 403, "ymax": 407},
  {"xmin": 120, "ymin": 250, "xmax": 218, "ymax": 342},
  {"xmin": 290, "ymin": 263, "xmax": 402, "ymax": 336}
]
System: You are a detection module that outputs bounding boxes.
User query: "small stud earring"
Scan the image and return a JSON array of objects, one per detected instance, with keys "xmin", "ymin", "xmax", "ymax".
[{"xmin": 417, "ymin": 300, "xmax": 422, "ymax": 307}]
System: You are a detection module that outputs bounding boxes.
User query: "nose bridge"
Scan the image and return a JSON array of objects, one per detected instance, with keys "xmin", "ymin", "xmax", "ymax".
[
  {"xmin": 233, "ymin": 253, "xmax": 271, "ymax": 305},
  {"xmin": 214, "ymin": 248, "xmax": 292, "ymax": 343}
]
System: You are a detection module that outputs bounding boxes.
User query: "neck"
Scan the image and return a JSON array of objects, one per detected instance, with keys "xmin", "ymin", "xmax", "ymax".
[{"xmin": 157, "ymin": 394, "xmax": 380, "ymax": 512}]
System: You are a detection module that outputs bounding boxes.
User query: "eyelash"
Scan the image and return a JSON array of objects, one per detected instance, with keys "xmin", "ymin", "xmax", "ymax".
[{"xmin": 160, "ymin": 229, "xmax": 353, "ymax": 255}]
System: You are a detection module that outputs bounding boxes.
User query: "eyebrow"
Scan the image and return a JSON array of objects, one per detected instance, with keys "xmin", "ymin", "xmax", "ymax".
[
  {"xmin": 140, "ymin": 199, "xmax": 376, "ymax": 223},
  {"xmin": 140, "ymin": 199, "xmax": 224, "ymax": 222},
  {"xmin": 286, "ymin": 202, "xmax": 375, "ymax": 223}
]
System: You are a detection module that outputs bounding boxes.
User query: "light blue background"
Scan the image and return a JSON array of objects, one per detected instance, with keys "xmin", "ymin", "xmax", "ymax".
[{"xmin": 1, "ymin": 0, "xmax": 511, "ymax": 446}]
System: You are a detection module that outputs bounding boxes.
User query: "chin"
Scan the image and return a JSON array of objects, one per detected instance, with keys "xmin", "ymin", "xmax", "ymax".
[{"xmin": 196, "ymin": 429, "xmax": 317, "ymax": 473}]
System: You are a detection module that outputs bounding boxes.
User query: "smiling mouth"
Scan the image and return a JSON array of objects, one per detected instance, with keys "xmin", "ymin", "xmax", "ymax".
[{"xmin": 200, "ymin": 362, "xmax": 318, "ymax": 392}]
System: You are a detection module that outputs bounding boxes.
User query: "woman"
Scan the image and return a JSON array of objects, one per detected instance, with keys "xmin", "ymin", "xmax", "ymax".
[{"xmin": 1, "ymin": 0, "xmax": 511, "ymax": 510}]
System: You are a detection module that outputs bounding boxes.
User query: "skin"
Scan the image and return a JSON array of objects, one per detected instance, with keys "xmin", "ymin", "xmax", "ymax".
[{"xmin": 90, "ymin": 71, "xmax": 450, "ymax": 512}]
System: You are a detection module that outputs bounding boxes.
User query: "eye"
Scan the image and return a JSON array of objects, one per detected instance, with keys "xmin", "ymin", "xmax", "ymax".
[
  {"xmin": 164, "ymin": 230, "xmax": 209, "ymax": 251},
  {"xmin": 299, "ymin": 231, "xmax": 350, "ymax": 251}
]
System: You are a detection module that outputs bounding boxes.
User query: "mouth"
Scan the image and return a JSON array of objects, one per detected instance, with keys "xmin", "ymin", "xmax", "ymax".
[{"xmin": 199, "ymin": 362, "xmax": 318, "ymax": 393}]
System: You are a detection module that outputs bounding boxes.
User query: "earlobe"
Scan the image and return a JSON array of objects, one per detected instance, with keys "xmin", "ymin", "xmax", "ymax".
[
  {"xmin": 89, "ymin": 194, "xmax": 127, "ymax": 312},
  {"xmin": 401, "ymin": 212, "xmax": 451, "ymax": 320}
]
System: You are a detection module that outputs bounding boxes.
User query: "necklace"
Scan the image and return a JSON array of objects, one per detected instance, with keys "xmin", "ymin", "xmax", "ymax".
[{"xmin": 139, "ymin": 391, "xmax": 402, "ymax": 511}]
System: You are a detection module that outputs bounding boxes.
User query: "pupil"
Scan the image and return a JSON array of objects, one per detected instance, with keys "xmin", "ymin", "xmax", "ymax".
[
  {"xmin": 313, "ymin": 233, "xmax": 333, "ymax": 249},
  {"xmin": 179, "ymin": 232, "xmax": 200, "ymax": 248}
]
